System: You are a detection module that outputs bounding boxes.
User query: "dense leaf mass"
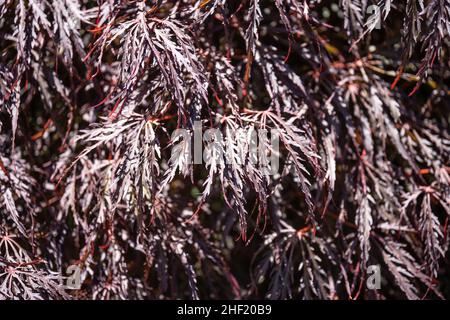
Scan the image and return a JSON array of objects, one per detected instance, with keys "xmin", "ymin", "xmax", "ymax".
[{"xmin": 0, "ymin": 0, "xmax": 449, "ymax": 300}]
